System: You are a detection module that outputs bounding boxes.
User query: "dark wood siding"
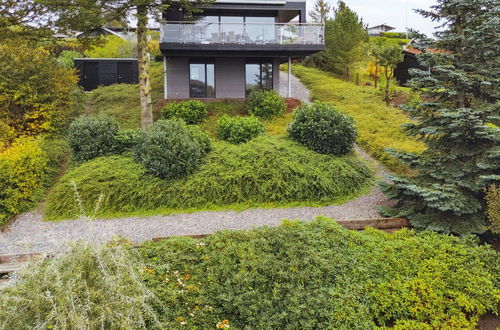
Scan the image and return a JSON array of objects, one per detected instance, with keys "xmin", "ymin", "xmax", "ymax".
[{"xmin": 74, "ymin": 59, "xmax": 139, "ymax": 91}]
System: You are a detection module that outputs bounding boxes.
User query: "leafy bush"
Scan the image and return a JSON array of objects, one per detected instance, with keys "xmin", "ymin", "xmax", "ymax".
[
  {"xmin": 246, "ymin": 90, "xmax": 286, "ymax": 119},
  {"xmin": 216, "ymin": 115, "xmax": 265, "ymax": 144},
  {"xmin": 68, "ymin": 115, "xmax": 120, "ymax": 162},
  {"xmin": 56, "ymin": 50, "xmax": 83, "ymax": 68},
  {"xmin": 161, "ymin": 100, "xmax": 208, "ymax": 125},
  {"xmin": 140, "ymin": 218, "xmax": 500, "ymax": 328},
  {"xmin": 288, "ymin": 102, "xmax": 357, "ymax": 156},
  {"xmin": 0, "ymin": 135, "xmax": 68, "ymax": 225},
  {"xmin": 292, "ymin": 65, "xmax": 425, "ymax": 173},
  {"xmin": 111, "ymin": 129, "xmax": 141, "ymax": 154},
  {"xmin": 0, "ymin": 42, "xmax": 79, "ymax": 137},
  {"xmin": 84, "ymin": 35, "xmax": 135, "ymax": 58},
  {"xmin": 0, "ymin": 241, "xmax": 160, "ymax": 328},
  {"xmin": 134, "ymin": 120, "xmax": 211, "ymax": 180},
  {"xmin": 45, "ymin": 137, "xmax": 374, "ymax": 219}
]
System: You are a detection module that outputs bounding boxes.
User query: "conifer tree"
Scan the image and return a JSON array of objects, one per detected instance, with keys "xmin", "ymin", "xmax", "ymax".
[
  {"xmin": 309, "ymin": 0, "xmax": 331, "ymax": 23},
  {"xmin": 380, "ymin": 0, "xmax": 500, "ymax": 234}
]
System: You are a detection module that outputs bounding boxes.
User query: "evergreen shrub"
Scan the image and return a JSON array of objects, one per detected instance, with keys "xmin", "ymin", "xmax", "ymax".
[
  {"xmin": 161, "ymin": 100, "xmax": 208, "ymax": 125},
  {"xmin": 246, "ymin": 90, "xmax": 286, "ymax": 119},
  {"xmin": 134, "ymin": 120, "xmax": 211, "ymax": 180},
  {"xmin": 216, "ymin": 115, "xmax": 265, "ymax": 144},
  {"xmin": 140, "ymin": 218, "xmax": 500, "ymax": 329},
  {"xmin": 68, "ymin": 115, "xmax": 119, "ymax": 162},
  {"xmin": 288, "ymin": 102, "xmax": 356, "ymax": 156}
]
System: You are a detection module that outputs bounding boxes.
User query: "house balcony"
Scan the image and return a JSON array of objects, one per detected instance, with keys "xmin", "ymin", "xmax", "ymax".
[{"xmin": 160, "ymin": 22, "xmax": 325, "ymax": 58}]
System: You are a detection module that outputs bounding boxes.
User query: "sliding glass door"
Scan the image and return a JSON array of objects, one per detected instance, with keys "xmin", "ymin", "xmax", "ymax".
[
  {"xmin": 245, "ymin": 61, "xmax": 273, "ymax": 96},
  {"xmin": 190, "ymin": 62, "xmax": 215, "ymax": 98}
]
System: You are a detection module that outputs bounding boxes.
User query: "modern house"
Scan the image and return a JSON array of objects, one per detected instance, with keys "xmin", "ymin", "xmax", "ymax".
[
  {"xmin": 368, "ymin": 24, "xmax": 395, "ymax": 37},
  {"xmin": 160, "ymin": 0, "xmax": 325, "ymax": 99}
]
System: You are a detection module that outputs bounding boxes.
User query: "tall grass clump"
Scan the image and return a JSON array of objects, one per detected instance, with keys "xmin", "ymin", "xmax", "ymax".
[
  {"xmin": 292, "ymin": 65, "xmax": 425, "ymax": 173},
  {"xmin": 45, "ymin": 136, "xmax": 374, "ymax": 219},
  {"xmin": 0, "ymin": 241, "xmax": 160, "ymax": 329}
]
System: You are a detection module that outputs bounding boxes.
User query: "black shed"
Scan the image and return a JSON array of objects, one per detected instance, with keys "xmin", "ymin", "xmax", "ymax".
[
  {"xmin": 394, "ymin": 50, "xmax": 427, "ymax": 86},
  {"xmin": 74, "ymin": 58, "xmax": 139, "ymax": 91}
]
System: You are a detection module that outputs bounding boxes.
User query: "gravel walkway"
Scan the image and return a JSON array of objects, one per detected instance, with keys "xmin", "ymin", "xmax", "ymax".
[
  {"xmin": 279, "ymin": 71, "xmax": 311, "ymax": 102},
  {"xmin": 0, "ymin": 73, "xmax": 393, "ymax": 255}
]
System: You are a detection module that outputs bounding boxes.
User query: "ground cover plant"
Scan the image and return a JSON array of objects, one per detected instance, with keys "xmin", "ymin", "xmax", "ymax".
[
  {"xmin": 292, "ymin": 64, "xmax": 425, "ymax": 173},
  {"xmin": 138, "ymin": 218, "xmax": 499, "ymax": 328},
  {"xmin": 289, "ymin": 101, "xmax": 356, "ymax": 156},
  {"xmin": 216, "ymin": 115, "xmax": 265, "ymax": 144},
  {"xmin": 45, "ymin": 137, "xmax": 374, "ymax": 220}
]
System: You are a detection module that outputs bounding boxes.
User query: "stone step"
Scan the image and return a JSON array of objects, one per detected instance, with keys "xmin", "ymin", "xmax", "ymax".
[
  {"xmin": 0, "ymin": 263, "xmax": 23, "ymax": 275},
  {"xmin": 0, "ymin": 278, "xmax": 10, "ymax": 290}
]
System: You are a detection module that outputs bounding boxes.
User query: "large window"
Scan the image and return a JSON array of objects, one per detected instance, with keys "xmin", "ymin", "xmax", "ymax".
[
  {"xmin": 245, "ymin": 62, "xmax": 273, "ymax": 96},
  {"xmin": 190, "ymin": 62, "xmax": 215, "ymax": 98}
]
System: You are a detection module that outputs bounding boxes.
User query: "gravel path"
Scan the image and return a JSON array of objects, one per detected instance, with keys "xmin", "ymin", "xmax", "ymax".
[
  {"xmin": 279, "ymin": 71, "xmax": 311, "ymax": 102},
  {"xmin": 0, "ymin": 73, "xmax": 393, "ymax": 255}
]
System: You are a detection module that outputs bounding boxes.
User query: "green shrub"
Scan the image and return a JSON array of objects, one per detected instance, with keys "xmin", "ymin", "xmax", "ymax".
[
  {"xmin": 45, "ymin": 137, "xmax": 374, "ymax": 219},
  {"xmin": 68, "ymin": 115, "xmax": 119, "ymax": 162},
  {"xmin": 246, "ymin": 90, "xmax": 286, "ymax": 119},
  {"xmin": 292, "ymin": 65, "xmax": 425, "ymax": 173},
  {"xmin": 160, "ymin": 100, "xmax": 208, "ymax": 125},
  {"xmin": 216, "ymin": 115, "xmax": 265, "ymax": 144},
  {"xmin": 111, "ymin": 128, "xmax": 141, "ymax": 154},
  {"xmin": 56, "ymin": 50, "xmax": 83, "ymax": 68},
  {"xmin": 140, "ymin": 218, "xmax": 500, "ymax": 328},
  {"xmin": 134, "ymin": 120, "xmax": 211, "ymax": 180},
  {"xmin": 0, "ymin": 241, "xmax": 160, "ymax": 328},
  {"xmin": 288, "ymin": 102, "xmax": 357, "ymax": 156}
]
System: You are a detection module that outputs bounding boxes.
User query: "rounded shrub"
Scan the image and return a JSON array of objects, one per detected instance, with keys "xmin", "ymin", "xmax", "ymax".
[
  {"xmin": 160, "ymin": 100, "xmax": 208, "ymax": 125},
  {"xmin": 246, "ymin": 90, "xmax": 286, "ymax": 119},
  {"xmin": 288, "ymin": 102, "xmax": 357, "ymax": 156},
  {"xmin": 216, "ymin": 115, "xmax": 265, "ymax": 144},
  {"xmin": 134, "ymin": 119, "xmax": 211, "ymax": 180},
  {"xmin": 68, "ymin": 115, "xmax": 119, "ymax": 161}
]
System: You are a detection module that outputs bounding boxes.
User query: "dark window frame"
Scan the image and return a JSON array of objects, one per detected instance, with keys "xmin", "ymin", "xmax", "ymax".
[
  {"xmin": 245, "ymin": 60, "xmax": 274, "ymax": 96},
  {"xmin": 189, "ymin": 59, "xmax": 216, "ymax": 98}
]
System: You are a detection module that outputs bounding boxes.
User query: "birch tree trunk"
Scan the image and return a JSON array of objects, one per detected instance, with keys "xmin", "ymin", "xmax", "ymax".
[{"xmin": 137, "ymin": 5, "xmax": 153, "ymax": 129}]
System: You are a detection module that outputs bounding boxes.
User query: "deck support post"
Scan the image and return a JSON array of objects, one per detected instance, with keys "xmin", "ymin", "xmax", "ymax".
[
  {"xmin": 163, "ymin": 56, "xmax": 168, "ymax": 99},
  {"xmin": 288, "ymin": 57, "xmax": 291, "ymax": 98}
]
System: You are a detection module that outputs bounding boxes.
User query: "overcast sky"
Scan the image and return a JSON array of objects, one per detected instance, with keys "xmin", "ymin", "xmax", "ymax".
[{"xmin": 306, "ymin": 0, "xmax": 440, "ymax": 37}]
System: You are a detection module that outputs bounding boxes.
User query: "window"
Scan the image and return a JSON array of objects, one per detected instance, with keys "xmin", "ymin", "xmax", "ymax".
[
  {"xmin": 190, "ymin": 62, "xmax": 215, "ymax": 98},
  {"xmin": 245, "ymin": 62, "xmax": 273, "ymax": 96}
]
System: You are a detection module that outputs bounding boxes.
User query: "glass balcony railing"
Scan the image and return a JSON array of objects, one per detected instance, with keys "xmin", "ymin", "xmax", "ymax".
[{"xmin": 160, "ymin": 22, "xmax": 325, "ymax": 45}]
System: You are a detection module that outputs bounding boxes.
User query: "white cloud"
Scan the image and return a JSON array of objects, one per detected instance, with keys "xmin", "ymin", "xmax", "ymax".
[{"xmin": 306, "ymin": 0, "xmax": 441, "ymax": 37}]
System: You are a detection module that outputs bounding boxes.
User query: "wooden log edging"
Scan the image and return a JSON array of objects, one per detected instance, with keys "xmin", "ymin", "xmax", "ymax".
[{"xmin": 151, "ymin": 218, "xmax": 410, "ymax": 242}]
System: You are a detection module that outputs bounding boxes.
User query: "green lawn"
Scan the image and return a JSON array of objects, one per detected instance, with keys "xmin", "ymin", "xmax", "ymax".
[{"xmin": 292, "ymin": 64, "xmax": 425, "ymax": 174}]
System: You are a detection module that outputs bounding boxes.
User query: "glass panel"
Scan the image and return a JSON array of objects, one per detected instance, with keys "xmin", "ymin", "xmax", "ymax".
[
  {"xmin": 206, "ymin": 64, "xmax": 215, "ymax": 98},
  {"xmin": 198, "ymin": 16, "xmax": 219, "ymax": 43},
  {"xmin": 190, "ymin": 64, "xmax": 206, "ymax": 98},
  {"xmin": 245, "ymin": 17, "xmax": 276, "ymax": 43},
  {"xmin": 245, "ymin": 64, "xmax": 261, "ymax": 96},
  {"xmin": 220, "ymin": 16, "xmax": 244, "ymax": 43},
  {"xmin": 261, "ymin": 63, "xmax": 273, "ymax": 90}
]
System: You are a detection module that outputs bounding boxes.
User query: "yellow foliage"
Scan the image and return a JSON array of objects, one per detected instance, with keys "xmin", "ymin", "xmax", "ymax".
[
  {"xmin": 0, "ymin": 42, "xmax": 78, "ymax": 137},
  {"xmin": 0, "ymin": 136, "xmax": 48, "ymax": 224}
]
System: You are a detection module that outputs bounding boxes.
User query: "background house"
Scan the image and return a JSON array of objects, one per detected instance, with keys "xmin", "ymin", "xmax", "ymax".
[{"xmin": 368, "ymin": 24, "xmax": 395, "ymax": 36}]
